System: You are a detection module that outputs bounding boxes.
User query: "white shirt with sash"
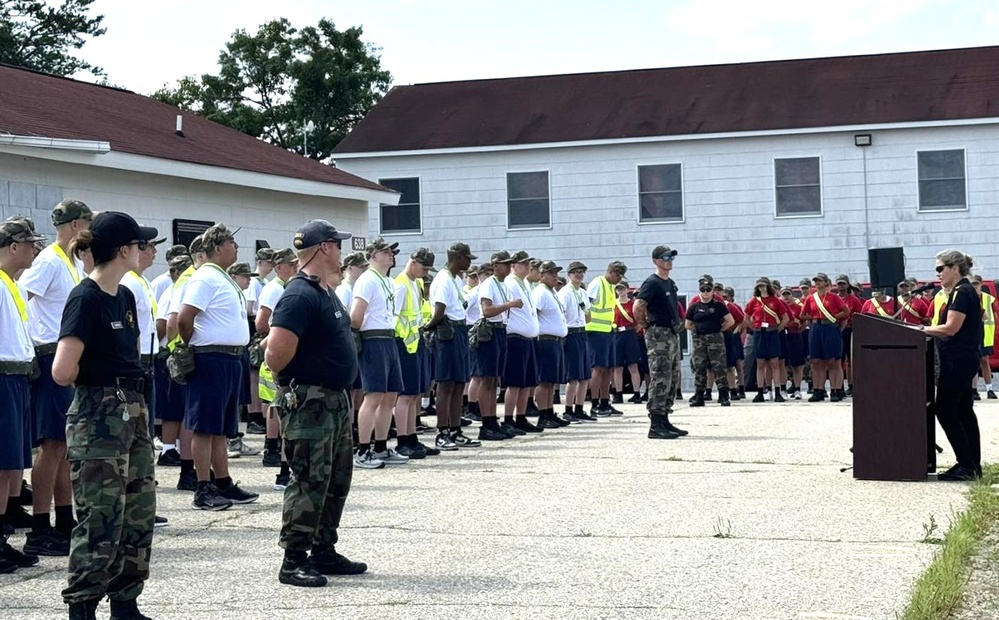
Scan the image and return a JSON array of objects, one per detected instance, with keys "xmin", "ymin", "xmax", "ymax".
[{"xmin": 0, "ymin": 270, "xmax": 34, "ymax": 362}]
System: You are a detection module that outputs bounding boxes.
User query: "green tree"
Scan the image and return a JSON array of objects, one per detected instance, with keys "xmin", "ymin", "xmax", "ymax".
[
  {"xmin": 0, "ymin": 0, "xmax": 106, "ymax": 77},
  {"xmin": 154, "ymin": 18, "xmax": 391, "ymax": 161}
]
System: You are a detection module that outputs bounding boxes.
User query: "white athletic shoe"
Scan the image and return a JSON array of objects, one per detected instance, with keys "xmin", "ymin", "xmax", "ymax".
[
  {"xmin": 371, "ymin": 448, "xmax": 409, "ymax": 465},
  {"xmin": 354, "ymin": 450, "xmax": 386, "ymax": 469}
]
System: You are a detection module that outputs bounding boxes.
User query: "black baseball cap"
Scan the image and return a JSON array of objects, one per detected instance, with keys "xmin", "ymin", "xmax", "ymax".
[{"xmin": 293, "ymin": 220, "xmax": 351, "ymax": 250}]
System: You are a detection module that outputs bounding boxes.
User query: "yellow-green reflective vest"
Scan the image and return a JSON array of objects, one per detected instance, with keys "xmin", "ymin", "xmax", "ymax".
[
  {"xmin": 931, "ymin": 290, "xmax": 948, "ymax": 327},
  {"xmin": 258, "ymin": 362, "xmax": 276, "ymax": 402},
  {"xmin": 394, "ymin": 273, "xmax": 421, "ymax": 354},
  {"xmin": 982, "ymin": 292, "xmax": 996, "ymax": 347},
  {"xmin": 585, "ymin": 276, "xmax": 615, "ymax": 333},
  {"xmin": 167, "ymin": 265, "xmax": 196, "ymax": 352}
]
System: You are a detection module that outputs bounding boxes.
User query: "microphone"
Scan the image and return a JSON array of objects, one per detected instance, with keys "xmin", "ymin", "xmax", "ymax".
[{"xmin": 909, "ymin": 282, "xmax": 936, "ymax": 295}]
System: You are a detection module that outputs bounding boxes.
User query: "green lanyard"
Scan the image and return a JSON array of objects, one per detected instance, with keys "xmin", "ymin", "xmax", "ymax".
[
  {"xmin": 490, "ymin": 276, "xmax": 509, "ymax": 303},
  {"xmin": 367, "ymin": 267, "xmax": 396, "ymax": 312},
  {"xmin": 203, "ymin": 263, "xmax": 246, "ymax": 305},
  {"xmin": 512, "ymin": 275, "xmax": 531, "ymax": 300},
  {"xmin": 543, "ymin": 283, "xmax": 563, "ymax": 314},
  {"xmin": 443, "ymin": 269, "xmax": 465, "ymax": 303}
]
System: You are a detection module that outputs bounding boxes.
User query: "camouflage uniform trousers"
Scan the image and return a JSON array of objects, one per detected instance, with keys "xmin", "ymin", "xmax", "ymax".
[
  {"xmin": 692, "ymin": 332, "xmax": 730, "ymax": 391},
  {"xmin": 63, "ymin": 386, "xmax": 155, "ymax": 605},
  {"xmin": 275, "ymin": 384, "xmax": 353, "ymax": 553},
  {"xmin": 645, "ymin": 326, "xmax": 680, "ymax": 415}
]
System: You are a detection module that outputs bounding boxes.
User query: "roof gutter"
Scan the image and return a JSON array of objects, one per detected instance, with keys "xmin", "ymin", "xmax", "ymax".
[{"xmin": 0, "ymin": 133, "xmax": 110, "ymax": 153}]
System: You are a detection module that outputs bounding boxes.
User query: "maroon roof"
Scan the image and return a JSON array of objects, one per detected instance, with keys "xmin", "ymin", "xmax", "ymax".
[
  {"xmin": 334, "ymin": 46, "xmax": 999, "ymax": 154},
  {"xmin": 0, "ymin": 65, "xmax": 385, "ymax": 192}
]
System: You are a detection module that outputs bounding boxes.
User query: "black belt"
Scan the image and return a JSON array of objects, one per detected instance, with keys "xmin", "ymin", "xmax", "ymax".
[
  {"xmin": 277, "ymin": 380, "xmax": 349, "ymax": 392},
  {"xmin": 567, "ymin": 327, "xmax": 585, "ymax": 334},
  {"xmin": 360, "ymin": 329, "xmax": 394, "ymax": 340},
  {"xmin": 617, "ymin": 326, "xmax": 636, "ymax": 332},
  {"xmin": 508, "ymin": 334, "xmax": 536, "ymax": 341},
  {"xmin": 79, "ymin": 376, "xmax": 145, "ymax": 392},
  {"xmin": 539, "ymin": 335, "xmax": 563, "ymax": 342},
  {"xmin": 34, "ymin": 343, "xmax": 58, "ymax": 356},
  {"xmin": 814, "ymin": 319, "xmax": 835, "ymax": 325},
  {"xmin": 193, "ymin": 345, "xmax": 245, "ymax": 356},
  {"xmin": 0, "ymin": 361, "xmax": 32, "ymax": 375},
  {"xmin": 488, "ymin": 323, "xmax": 507, "ymax": 331}
]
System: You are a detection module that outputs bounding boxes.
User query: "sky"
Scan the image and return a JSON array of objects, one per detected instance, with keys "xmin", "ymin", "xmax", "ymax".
[{"xmin": 79, "ymin": 0, "xmax": 999, "ymax": 94}]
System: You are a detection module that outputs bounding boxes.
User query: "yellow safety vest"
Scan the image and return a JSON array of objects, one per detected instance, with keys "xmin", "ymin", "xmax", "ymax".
[
  {"xmin": 394, "ymin": 273, "xmax": 422, "ymax": 354},
  {"xmin": 931, "ymin": 290, "xmax": 948, "ymax": 327},
  {"xmin": 421, "ymin": 299, "xmax": 432, "ymax": 325},
  {"xmin": 585, "ymin": 276, "xmax": 615, "ymax": 333},
  {"xmin": 982, "ymin": 292, "xmax": 995, "ymax": 347},
  {"xmin": 258, "ymin": 363, "xmax": 276, "ymax": 402},
  {"xmin": 167, "ymin": 266, "xmax": 196, "ymax": 351}
]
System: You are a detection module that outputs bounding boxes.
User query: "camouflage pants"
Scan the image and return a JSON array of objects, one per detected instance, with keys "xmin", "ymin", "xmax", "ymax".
[
  {"xmin": 693, "ymin": 332, "xmax": 729, "ymax": 390},
  {"xmin": 276, "ymin": 384, "xmax": 353, "ymax": 552},
  {"xmin": 645, "ymin": 326, "xmax": 680, "ymax": 415},
  {"xmin": 63, "ymin": 386, "xmax": 155, "ymax": 605}
]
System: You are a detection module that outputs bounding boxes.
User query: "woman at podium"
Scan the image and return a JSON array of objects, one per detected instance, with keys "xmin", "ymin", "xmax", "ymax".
[{"xmin": 921, "ymin": 250, "xmax": 982, "ymax": 481}]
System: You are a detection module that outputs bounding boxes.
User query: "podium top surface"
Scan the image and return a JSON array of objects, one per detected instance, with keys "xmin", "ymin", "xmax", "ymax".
[{"xmin": 853, "ymin": 313, "xmax": 929, "ymax": 346}]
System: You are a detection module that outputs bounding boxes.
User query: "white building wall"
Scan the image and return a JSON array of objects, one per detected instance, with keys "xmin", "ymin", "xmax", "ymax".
[
  {"xmin": 337, "ymin": 123, "xmax": 999, "ymax": 300},
  {"xmin": 0, "ymin": 152, "xmax": 368, "ymax": 278}
]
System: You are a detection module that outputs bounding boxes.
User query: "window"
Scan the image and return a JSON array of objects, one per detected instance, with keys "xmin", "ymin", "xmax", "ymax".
[
  {"xmin": 172, "ymin": 218, "xmax": 213, "ymax": 249},
  {"xmin": 774, "ymin": 157, "xmax": 821, "ymax": 216},
  {"xmin": 378, "ymin": 177, "xmax": 421, "ymax": 233},
  {"xmin": 507, "ymin": 171, "xmax": 550, "ymax": 229},
  {"xmin": 638, "ymin": 164, "xmax": 683, "ymax": 223},
  {"xmin": 917, "ymin": 150, "xmax": 966, "ymax": 211}
]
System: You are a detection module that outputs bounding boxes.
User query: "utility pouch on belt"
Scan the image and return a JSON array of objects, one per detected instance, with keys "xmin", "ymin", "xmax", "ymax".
[
  {"xmin": 468, "ymin": 319, "xmax": 492, "ymax": 349},
  {"xmin": 351, "ymin": 329, "xmax": 363, "ymax": 354},
  {"xmin": 248, "ymin": 333, "xmax": 265, "ymax": 368},
  {"xmin": 166, "ymin": 343, "xmax": 195, "ymax": 384},
  {"xmin": 437, "ymin": 317, "xmax": 455, "ymax": 341},
  {"xmin": 29, "ymin": 357, "xmax": 41, "ymax": 382}
]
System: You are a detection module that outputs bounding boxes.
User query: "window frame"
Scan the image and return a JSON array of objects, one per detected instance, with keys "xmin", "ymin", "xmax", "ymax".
[
  {"xmin": 772, "ymin": 155, "xmax": 824, "ymax": 219},
  {"xmin": 915, "ymin": 148, "xmax": 969, "ymax": 213},
  {"xmin": 505, "ymin": 170, "xmax": 553, "ymax": 232},
  {"xmin": 377, "ymin": 176, "xmax": 423, "ymax": 236},
  {"xmin": 636, "ymin": 162, "xmax": 686, "ymax": 225}
]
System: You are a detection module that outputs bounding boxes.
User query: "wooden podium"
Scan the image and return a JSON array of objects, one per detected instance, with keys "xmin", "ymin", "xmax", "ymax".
[{"xmin": 851, "ymin": 314, "xmax": 936, "ymax": 481}]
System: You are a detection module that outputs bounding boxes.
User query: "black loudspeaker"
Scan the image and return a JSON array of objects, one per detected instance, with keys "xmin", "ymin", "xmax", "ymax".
[{"xmin": 868, "ymin": 247, "xmax": 905, "ymax": 289}]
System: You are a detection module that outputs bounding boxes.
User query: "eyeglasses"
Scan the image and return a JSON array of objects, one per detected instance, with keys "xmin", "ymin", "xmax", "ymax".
[{"xmin": 935, "ymin": 265, "xmax": 948, "ymax": 274}]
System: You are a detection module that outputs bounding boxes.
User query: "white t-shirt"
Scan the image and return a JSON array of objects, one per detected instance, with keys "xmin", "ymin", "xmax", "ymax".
[
  {"xmin": 121, "ymin": 271, "xmax": 160, "ymax": 356},
  {"xmin": 504, "ymin": 275, "xmax": 539, "ymax": 338},
  {"xmin": 465, "ymin": 285, "xmax": 481, "ymax": 325},
  {"xmin": 479, "ymin": 276, "xmax": 509, "ymax": 324},
  {"xmin": 335, "ymin": 280, "xmax": 354, "ymax": 309},
  {"xmin": 168, "ymin": 268, "xmax": 196, "ymax": 316},
  {"xmin": 258, "ymin": 278, "xmax": 286, "ymax": 314},
  {"xmin": 150, "ymin": 271, "xmax": 172, "ymax": 303},
  {"xmin": 181, "ymin": 264, "xmax": 250, "ymax": 347},
  {"xmin": 0, "ymin": 276, "xmax": 34, "ymax": 362},
  {"xmin": 533, "ymin": 284, "xmax": 568, "ymax": 337},
  {"xmin": 352, "ymin": 269, "xmax": 397, "ymax": 331},
  {"xmin": 429, "ymin": 269, "xmax": 466, "ymax": 322},
  {"xmin": 155, "ymin": 287, "xmax": 172, "ymax": 346},
  {"xmin": 20, "ymin": 244, "xmax": 85, "ymax": 344},
  {"xmin": 587, "ymin": 277, "xmax": 608, "ymax": 305},
  {"xmin": 559, "ymin": 284, "xmax": 590, "ymax": 328}
]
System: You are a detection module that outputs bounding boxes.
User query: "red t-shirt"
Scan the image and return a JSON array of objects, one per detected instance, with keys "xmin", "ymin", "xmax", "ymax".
[
  {"xmin": 840, "ymin": 293, "xmax": 864, "ymax": 326},
  {"xmin": 784, "ymin": 298, "xmax": 805, "ymax": 334},
  {"xmin": 801, "ymin": 291, "xmax": 848, "ymax": 322},
  {"xmin": 725, "ymin": 301, "xmax": 745, "ymax": 332},
  {"xmin": 897, "ymin": 295, "xmax": 929, "ymax": 325},
  {"xmin": 614, "ymin": 299, "xmax": 637, "ymax": 328},
  {"xmin": 860, "ymin": 297, "xmax": 897, "ymax": 317},
  {"xmin": 744, "ymin": 295, "xmax": 788, "ymax": 330}
]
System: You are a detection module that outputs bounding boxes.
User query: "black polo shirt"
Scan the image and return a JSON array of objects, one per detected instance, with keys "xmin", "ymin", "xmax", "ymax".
[
  {"xmin": 938, "ymin": 278, "xmax": 982, "ymax": 363},
  {"xmin": 59, "ymin": 279, "xmax": 144, "ymax": 386},
  {"xmin": 637, "ymin": 274, "xmax": 679, "ymax": 328},
  {"xmin": 688, "ymin": 298, "xmax": 730, "ymax": 335}
]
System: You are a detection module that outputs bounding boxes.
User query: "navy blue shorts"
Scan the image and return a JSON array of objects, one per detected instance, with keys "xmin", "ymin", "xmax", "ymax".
[
  {"xmin": 163, "ymin": 378, "xmax": 187, "ymax": 423},
  {"xmin": 801, "ymin": 328, "xmax": 810, "ymax": 358},
  {"xmin": 537, "ymin": 338, "xmax": 565, "ymax": 384},
  {"xmin": 785, "ymin": 332, "xmax": 806, "ymax": 367},
  {"xmin": 185, "ymin": 352, "xmax": 241, "ymax": 436},
  {"xmin": 588, "ymin": 332, "xmax": 615, "ymax": 369},
  {"xmin": 473, "ymin": 327, "xmax": 507, "ymax": 378},
  {"xmin": 779, "ymin": 332, "xmax": 789, "ymax": 360},
  {"xmin": 153, "ymin": 357, "xmax": 169, "ymax": 422},
  {"xmin": 360, "ymin": 337, "xmax": 404, "ymax": 393},
  {"xmin": 0, "ymin": 374, "xmax": 32, "ymax": 469},
  {"xmin": 724, "ymin": 332, "xmax": 740, "ymax": 368},
  {"xmin": 420, "ymin": 341, "xmax": 433, "ymax": 392},
  {"xmin": 351, "ymin": 354, "xmax": 362, "ymax": 390},
  {"xmin": 753, "ymin": 330, "xmax": 781, "ymax": 360},
  {"xmin": 239, "ymin": 350, "xmax": 251, "ymax": 405},
  {"xmin": 563, "ymin": 331, "xmax": 590, "ymax": 382},
  {"xmin": 31, "ymin": 352, "xmax": 73, "ymax": 445},
  {"xmin": 615, "ymin": 330, "xmax": 642, "ymax": 367},
  {"xmin": 435, "ymin": 324, "xmax": 470, "ymax": 384},
  {"xmin": 809, "ymin": 324, "xmax": 843, "ymax": 361},
  {"xmin": 503, "ymin": 335, "xmax": 539, "ymax": 388},
  {"xmin": 396, "ymin": 338, "xmax": 423, "ymax": 396},
  {"xmin": 841, "ymin": 327, "xmax": 853, "ymax": 361}
]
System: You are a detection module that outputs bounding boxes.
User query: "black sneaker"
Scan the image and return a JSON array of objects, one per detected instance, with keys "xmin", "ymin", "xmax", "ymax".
[
  {"xmin": 246, "ymin": 420, "xmax": 266, "ymax": 435},
  {"xmin": 262, "ymin": 450, "xmax": 282, "ymax": 467},
  {"xmin": 274, "ymin": 472, "xmax": 292, "ymax": 490},
  {"xmin": 591, "ymin": 406, "xmax": 611, "ymax": 418},
  {"xmin": 0, "ymin": 540, "xmax": 39, "ymax": 567},
  {"xmin": 154, "ymin": 515, "xmax": 169, "ymax": 528},
  {"xmin": 752, "ymin": 392, "xmax": 765, "ymax": 403},
  {"xmin": 310, "ymin": 548, "xmax": 368, "ymax": 575},
  {"xmin": 937, "ymin": 464, "xmax": 979, "ymax": 482},
  {"xmin": 451, "ymin": 431, "xmax": 482, "ymax": 447},
  {"xmin": 0, "ymin": 555, "xmax": 17, "ymax": 574},
  {"xmin": 5, "ymin": 505, "xmax": 32, "ymax": 530},
  {"xmin": 627, "ymin": 393, "xmax": 642, "ymax": 403},
  {"xmin": 465, "ymin": 411, "xmax": 482, "ymax": 422},
  {"xmin": 989, "ymin": 390, "xmax": 998, "ymax": 400},
  {"xmin": 218, "ymin": 482, "xmax": 259, "ymax": 505},
  {"xmin": 513, "ymin": 418, "xmax": 543, "ymax": 433},
  {"xmin": 536, "ymin": 414, "xmax": 561, "ymax": 429},
  {"xmin": 434, "ymin": 432, "xmax": 458, "ymax": 451},
  {"xmin": 177, "ymin": 469, "xmax": 198, "ymax": 491},
  {"xmin": 562, "ymin": 412, "xmax": 582, "ymax": 424},
  {"xmin": 460, "ymin": 417, "xmax": 473, "ymax": 427},
  {"xmin": 575, "ymin": 411, "xmax": 598, "ymax": 423},
  {"xmin": 774, "ymin": 390, "xmax": 786, "ymax": 403},
  {"xmin": 156, "ymin": 448, "xmax": 182, "ymax": 467},
  {"xmin": 830, "ymin": 390, "xmax": 843, "ymax": 403},
  {"xmin": 279, "ymin": 555, "xmax": 328, "ymax": 588},
  {"xmin": 478, "ymin": 425, "xmax": 508, "ymax": 441},
  {"xmin": 23, "ymin": 529, "xmax": 69, "ymax": 556},
  {"xmin": 552, "ymin": 414, "xmax": 571, "ymax": 427},
  {"xmin": 415, "ymin": 442, "xmax": 440, "ymax": 456},
  {"xmin": 972, "ymin": 390, "xmax": 981, "ymax": 401},
  {"xmin": 19, "ymin": 481, "xmax": 32, "ymax": 505},
  {"xmin": 415, "ymin": 421, "xmax": 434, "ymax": 434},
  {"xmin": 192, "ymin": 484, "xmax": 233, "ymax": 511},
  {"xmin": 500, "ymin": 421, "xmax": 525, "ymax": 437},
  {"xmin": 525, "ymin": 400, "xmax": 541, "ymax": 417}
]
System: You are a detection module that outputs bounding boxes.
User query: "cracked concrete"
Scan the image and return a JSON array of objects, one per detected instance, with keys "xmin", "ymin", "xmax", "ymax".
[{"xmin": 2, "ymin": 398, "xmax": 997, "ymax": 619}]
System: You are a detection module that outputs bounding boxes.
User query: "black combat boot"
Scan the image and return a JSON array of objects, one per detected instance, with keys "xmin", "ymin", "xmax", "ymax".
[
  {"xmin": 278, "ymin": 551, "xmax": 327, "ymax": 587},
  {"xmin": 718, "ymin": 387, "xmax": 731, "ymax": 407},
  {"xmin": 68, "ymin": 599, "xmax": 99, "ymax": 620},
  {"xmin": 310, "ymin": 547, "xmax": 368, "ymax": 575},
  {"xmin": 689, "ymin": 390, "xmax": 705, "ymax": 408},
  {"xmin": 807, "ymin": 389, "xmax": 826, "ymax": 402},
  {"xmin": 612, "ymin": 392, "xmax": 624, "ymax": 404},
  {"xmin": 703, "ymin": 389, "xmax": 713, "ymax": 401},
  {"xmin": 109, "ymin": 597, "xmax": 152, "ymax": 620},
  {"xmin": 663, "ymin": 413, "xmax": 688, "ymax": 437},
  {"xmin": 647, "ymin": 414, "xmax": 680, "ymax": 440}
]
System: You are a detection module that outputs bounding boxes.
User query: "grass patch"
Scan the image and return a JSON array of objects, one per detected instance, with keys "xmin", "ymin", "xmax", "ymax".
[
  {"xmin": 712, "ymin": 517, "xmax": 734, "ymax": 539},
  {"xmin": 900, "ymin": 464, "xmax": 999, "ymax": 620}
]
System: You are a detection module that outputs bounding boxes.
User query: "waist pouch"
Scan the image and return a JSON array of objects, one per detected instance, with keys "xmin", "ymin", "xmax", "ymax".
[{"xmin": 166, "ymin": 344, "xmax": 195, "ymax": 384}]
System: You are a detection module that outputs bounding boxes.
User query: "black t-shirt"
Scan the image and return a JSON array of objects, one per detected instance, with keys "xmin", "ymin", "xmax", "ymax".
[
  {"xmin": 271, "ymin": 274, "xmax": 357, "ymax": 389},
  {"xmin": 637, "ymin": 274, "xmax": 679, "ymax": 328},
  {"xmin": 937, "ymin": 278, "xmax": 982, "ymax": 363},
  {"xmin": 59, "ymin": 278, "xmax": 143, "ymax": 386},
  {"xmin": 688, "ymin": 298, "xmax": 730, "ymax": 335}
]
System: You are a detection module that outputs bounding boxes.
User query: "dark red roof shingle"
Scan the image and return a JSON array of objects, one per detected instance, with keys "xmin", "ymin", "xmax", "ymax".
[
  {"xmin": 333, "ymin": 46, "xmax": 999, "ymax": 154},
  {"xmin": 0, "ymin": 65, "xmax": 385, "ymax": 191}
]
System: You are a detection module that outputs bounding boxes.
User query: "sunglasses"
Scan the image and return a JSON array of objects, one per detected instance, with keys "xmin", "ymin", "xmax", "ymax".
[
  {"xmin": 130, "ymin": 240, "xmax": 149, "ymax": 251},
  {"xmin": 935, "ymin": 265, "xmax": 948, "ymax": 274},
  {"xmin": 698, "ymin": 287, "xmax": 712, "ymax": 293},
  {"xmin": 323, "ymin": 238, "xmax": 342, "ymax": 249}
]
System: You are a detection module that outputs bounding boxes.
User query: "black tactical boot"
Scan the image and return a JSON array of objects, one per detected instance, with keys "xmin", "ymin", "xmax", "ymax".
[
  {"xmin": 718, "ymin": 387, "xmax": 731, "ymax": 407},
  {"xmin": 109, "ymin": 597, "xmax": 152, "ymax": 619},
  {"xmin": 648, "ymin": 414, "xmax": 679, "ymax": 439},
  {"xmin": 68, "ymin": 599, "xmax": 99, "ymax": 620},
  {"xmin": 689, "ymin": 390, "xmax": 705, "ymax": 408},
  {"xmin": 278, "ymin": 551, "xmax": 327, "ymax": 587},
  {"xmin": 663, "ymin": 413, "xmax": 688, "ymax": 437}
]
